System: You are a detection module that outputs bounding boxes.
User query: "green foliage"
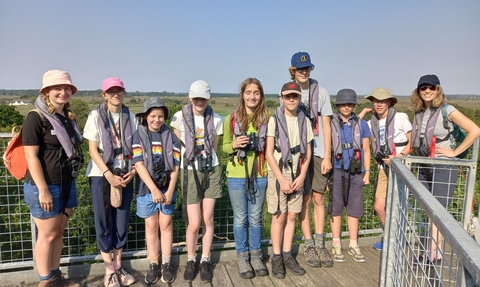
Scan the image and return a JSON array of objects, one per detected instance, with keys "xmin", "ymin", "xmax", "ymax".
[
  {"xmin": 0, "ymin": 104, "xmax": 24, "ymax": 132},
  {"xmin": 70, "ymin": 98, "xmax": 90, "ymax": 130},
  {"xmin": 266, "ymin": 100, "xmax": 279, "ymax": 109}
]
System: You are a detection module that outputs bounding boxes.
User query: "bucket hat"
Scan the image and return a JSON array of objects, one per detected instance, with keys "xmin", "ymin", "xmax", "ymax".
[
  {"xmin": 40, "ymin": 70, "xmax": 77, "ymax": 94},
  {"xmin": 291, "ymin": 52, "xmax": 315, "ymax": 69},
  {"xmin": 335, "ymin": 89, "xmax": 357, "ymax": 105},
  {"xmin": 189, "ymin": 80, "xmax": 211, "ymax": 99},
  {"xmin": 102, "ymin": 77, "xmax": 125, "ymax": 91},
  {"xmin": 136, "ymin": 97, "xmax": 169, "ymax": 119},
  {"xmin": 364, "ymin": 87, "xmax": 397, "ymax": 106}
]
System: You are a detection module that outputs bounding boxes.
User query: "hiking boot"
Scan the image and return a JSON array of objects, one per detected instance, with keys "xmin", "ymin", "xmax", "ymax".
[
  {"xmin": 315, "ymin": 246, "xmax": 334, "ymax": 268},
  {"xmin": 115, "ymin": 267, "xmax": 135, "ymax": 286},
  {"xmin": 145, "ymin": 263, "xmax": 160, "ymax": 284},
  {"xmin": 104, "ymin": 272, "xmax": 120, "ymax": 287},
  {"xmin": 51, "ymin": 272, "xmax": 81, "ymax": 287},
  {"xmin": 348, "ymin": 246, "xmax": 366, "ymax": 263},
  {"xmin": 250, "ymin": 250, "xmax": 268, "ymax": 276},
  {"xmin": 331, "ymin": 245, "xmax": 346, "ymax": 263},
  {"xmin": 161, "ymin": 263, "xmax": 175, "ymax": 283},
  {"xmin": 199, "ymin": 261, "xmax": 213, "ymax": 282},
  {"xmin": 271, "ymin": 256, "xmax": 285, "ymax": 279},
  {"xmin": 237, "ymin": 252, "xmax": 254, "ymax": 279},
  {"xmin": 303, "ymin": 245, "xmax": 321, "ymax": 267},
  {"xmin": 283, "ymin": 254, "xmax": 306, "ymax": 276},
  {"xmin": 37, "ymin": 279, "xmax": 51, "ymax": 287},
  {"xmin": 183, "ymin": 260, "xmax": 196, "ymax": 282},
  {"xmin": 373, "ymin": 241, "xmax": 383, "ymax": 251}
]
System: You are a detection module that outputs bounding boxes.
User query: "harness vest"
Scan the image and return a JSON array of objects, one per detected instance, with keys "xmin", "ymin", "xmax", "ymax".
[
  {"xmin": 136, "ymin": 123, "xmax": 174, "ymax": 175},
  {"xmin": 96, "ymin": 103, "xmax": 133, "ymax": 165},
  {"xmin": 330, "ymin": 112, "xmax": 362, "ymax": 158},
  {"xmin": 274, "ymin": 106, "xmax": 307, "ymax": 169},
  {"xmin": 370, "ymin": 107, "xmax": 397, "ymax": 156},
  {"xmin": 35, "ymin": 95, "xmax": 83, "ymax": 158},
  {"xmin": 230, "ymin": 111, "xmax": 267, "ymax": 155},
  {"xmin": 181, "ymin": 104, "xmax": 214, "ymax": 162},
  {"xmin": 298, "ymin": 79, "xmax": 320, "ymax": 136}
]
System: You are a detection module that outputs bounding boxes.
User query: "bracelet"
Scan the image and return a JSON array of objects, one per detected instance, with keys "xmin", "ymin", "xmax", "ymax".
[
  {"xmin": 365, "ymin": 169, "xmax": 372, "ymax": 172},
  {"xmin": 103, "ymin": 169, "xmax": 110, "ymax": 176},
  {"xmin": 400, "ymin": 152, "xmax": 406, "ymax": 156}
]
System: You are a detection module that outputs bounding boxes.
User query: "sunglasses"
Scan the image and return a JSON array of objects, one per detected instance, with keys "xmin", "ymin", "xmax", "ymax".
[
  {"xmin": 295, "ymin": 67, "xmax": 313, "ymax": 73},
  {"xmin": 419, "ymin": 85, "xmax": 437, "ymax": 92}
]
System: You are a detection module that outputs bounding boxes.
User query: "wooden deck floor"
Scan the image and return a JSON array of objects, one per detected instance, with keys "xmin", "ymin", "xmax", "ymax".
[{"xmin": 82, "ymin": 246, "xmax": 381, "ymax": 287}]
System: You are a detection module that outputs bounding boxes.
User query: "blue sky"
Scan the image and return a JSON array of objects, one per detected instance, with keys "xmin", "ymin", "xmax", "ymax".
[{"xmin": 1, "ymin": 0, "xmax": 479, "ymax": 95}]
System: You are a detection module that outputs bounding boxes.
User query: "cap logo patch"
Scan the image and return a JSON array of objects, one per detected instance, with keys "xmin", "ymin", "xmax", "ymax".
[
  {"xmin": 288, "ymin": 83, "xmax": 297, "ymax": 89},
  {"xmin": 301, "ymin": 55, "xmax": 308, "ymax": 62}
]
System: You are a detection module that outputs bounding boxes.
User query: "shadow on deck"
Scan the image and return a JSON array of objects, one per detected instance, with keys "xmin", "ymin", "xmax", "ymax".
[{"xmin": 5, "ymin": 240, "xmax": 381, "ymax": 287}]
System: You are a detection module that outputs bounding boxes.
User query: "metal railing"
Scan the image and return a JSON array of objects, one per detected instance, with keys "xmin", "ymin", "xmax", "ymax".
[
  {"xmin": 0, "ymin": 134, "xmax": 383, "ymax": 272},
  {"xmin": 380, "ymin": 141, "xmax": 480, "ymax": 286}
]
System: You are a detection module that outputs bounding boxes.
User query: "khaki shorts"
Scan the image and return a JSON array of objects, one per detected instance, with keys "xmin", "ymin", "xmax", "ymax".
[
  {"xmin": 182, "ymin": 165, "xmax": 223, "ymax": 205},
  {"xmin": 308, "ymin": 156, "xmax": 331, "ymax": 194},
  {"xmin": 266, "ymin": 171, "xmax": 303, "ymax": 214},
  {"xmin": 375, "ymin": 168, "xmax": 388, "ymax": 199}
]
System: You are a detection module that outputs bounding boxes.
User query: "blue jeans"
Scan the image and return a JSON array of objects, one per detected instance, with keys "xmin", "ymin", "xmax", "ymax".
[{"xmin": 227, "ymin": 177, "xmax": 267, "ymax": 253}]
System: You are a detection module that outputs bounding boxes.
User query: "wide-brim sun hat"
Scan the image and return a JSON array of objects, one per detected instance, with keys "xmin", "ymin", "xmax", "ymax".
[
  {"xmin": 40, "ymin": 70, "xmax": 77, "ymax": 94},
  {"xmin": 364, "ymin": 87, "xmax": 398, "ymax": 106},
  {"xmin": 136, "ymin": 97, "xmax": 170, "ymax": 119},
  {"xmin": 335, "ymin": 88, "xmax": 357, "ymax": 105}
]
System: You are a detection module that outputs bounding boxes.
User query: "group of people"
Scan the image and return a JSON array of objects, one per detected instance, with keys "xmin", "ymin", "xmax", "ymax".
[{"xmin": 22, "ymin": 51, "xmax": 480, "ymax": 287}]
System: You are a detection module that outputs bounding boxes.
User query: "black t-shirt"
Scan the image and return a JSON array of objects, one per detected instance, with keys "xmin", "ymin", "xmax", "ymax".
[{"xmin": 22, "ymin": 111, "xmax": 71, "ymax": 185}]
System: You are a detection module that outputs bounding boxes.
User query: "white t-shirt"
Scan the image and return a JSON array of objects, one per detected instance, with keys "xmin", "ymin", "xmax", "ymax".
[
  {"xmin": 170, "ymin": 109, "xmax": 223, "ymax": 170},
  {"xmin": 83, "ymin": 109, "xmax": 138, "ymax": 177}
]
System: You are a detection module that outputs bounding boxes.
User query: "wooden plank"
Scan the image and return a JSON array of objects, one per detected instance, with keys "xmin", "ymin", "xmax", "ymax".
[
  {"xmin": 295, "ymin": 253, "xmax": 345, "ymax": 287},
  {"xmin": 223, "ymin": 261, "xmax": 254, "ymax": 286},
  {"xmin": 209, "ymin": 262, "xmax": 234, "ymax": 287},
  {"xmin": 263, "ymin": 259, "xmax": 299, "ymax": 287}
]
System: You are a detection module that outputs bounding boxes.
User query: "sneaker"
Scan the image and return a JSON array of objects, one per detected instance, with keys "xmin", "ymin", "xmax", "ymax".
[
  {"xmin": 283, "ymin": 255, "xmax": 306, "ymax": 276},
  {"xmin": 199, "ymin": 261, "xmax": 213, "ymax": 282},
  {"xmin": 250, "ymin": 250, "xmax": 268, "ymax": 276},
  {"xmin": 303, "ymin": 246, "xmax": 321, "ymax": 267},
  {"xmin": 412, "ymin": 252, "xmax": 442, "ymax": 266},
  {"xmin": 237, "ymin": 252, "xmax": 254, "ymax": 279},
  {"xmin": 145, "ymin": 263, "xmax": 160, "ymax": 284},
  {"xmin": 373, "ymin": 241, "xmax": 383, "ymax": 251},
  {"xmin": 183, "ymin": 260, "xmax": 196, "ymax": 282},
  {"xmin": 161, "ymin": 263, "xmax": 175, "ymax": 283},
  {"xmin": 271, "ymin": 256, "xmax": 285, "ymax": 279},
  {"xmin": 348, "ymin": 246, "xmax": 366, "ymax": 263},
  {"xmin": 52, "ymin": 272, "xmax": 81, "ymax": 287},
  {"xmin": 104, "ymin": 272, "xmax": 120, "ymax": 287},
  {"xmin": 331, "ymin": 245, "xmax": 346, "ymax": 263},
  {"xmin": 115, "ymin": 267, "xmax": 135, "ymax": 286},
  {"xmin": 315, "ymin": 246, "xmax": 334, "ymax": 268}
]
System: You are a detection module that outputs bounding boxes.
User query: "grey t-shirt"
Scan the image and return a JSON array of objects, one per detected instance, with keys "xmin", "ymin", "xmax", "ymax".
[{"xmin": 311, "ymin": 85, "xmax": 333, "ymax": 158}]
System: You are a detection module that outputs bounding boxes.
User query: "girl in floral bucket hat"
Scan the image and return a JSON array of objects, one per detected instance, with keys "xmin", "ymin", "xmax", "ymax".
[{"xmin": 23, "ymin": 70, "xmax": 83, "ymax": 287}]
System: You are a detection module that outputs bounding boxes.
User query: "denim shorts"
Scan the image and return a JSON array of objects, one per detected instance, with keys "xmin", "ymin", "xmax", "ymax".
[
  {"xmin": 24, "ymin": 180, "xmax": 78, "ymax": 219},
  {"xmin": 136, "ymin": 190, "xmax": 176, "ymax": 218}
]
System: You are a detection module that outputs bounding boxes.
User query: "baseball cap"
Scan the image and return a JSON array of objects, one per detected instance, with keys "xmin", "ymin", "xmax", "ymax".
[
  {"xmin": 417, "ymin": 74, "xmax": 440, "ymax": 88},
  {"xmin": 189, "ymin": 80, "xmax": 211, "ymax": 99},
  {"xmin": 102, "ymin": 77, "xmax": 125, "ymax": 91},
  {"xmin": 281, "ymin": 82, "xmax": 302, "ymax": 96},
  {"xmin": 291, "ymin": 52, "xmax": 315, "ymax": 69}
]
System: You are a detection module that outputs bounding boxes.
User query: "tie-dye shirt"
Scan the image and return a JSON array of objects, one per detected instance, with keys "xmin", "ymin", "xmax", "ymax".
[{"xmin": 131, "ymin": 128, "xmax": 181, "ymax": 197}]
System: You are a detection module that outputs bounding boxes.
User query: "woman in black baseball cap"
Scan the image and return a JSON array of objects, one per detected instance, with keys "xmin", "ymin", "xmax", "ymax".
[{"xmin": 410, "ymin": 74, "xmax": 480, "ymax": 264}]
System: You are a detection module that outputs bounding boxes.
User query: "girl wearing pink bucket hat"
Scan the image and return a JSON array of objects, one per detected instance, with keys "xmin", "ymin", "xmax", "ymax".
[{"xmin": 23, "ymin": 70, "xmax": 83, "ymax": 287}]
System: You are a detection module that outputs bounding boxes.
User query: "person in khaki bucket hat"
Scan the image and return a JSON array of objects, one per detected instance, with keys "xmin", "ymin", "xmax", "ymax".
[{"xmin": 361, "ymin": 87, "xmax": 412, "ymax": 252}]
